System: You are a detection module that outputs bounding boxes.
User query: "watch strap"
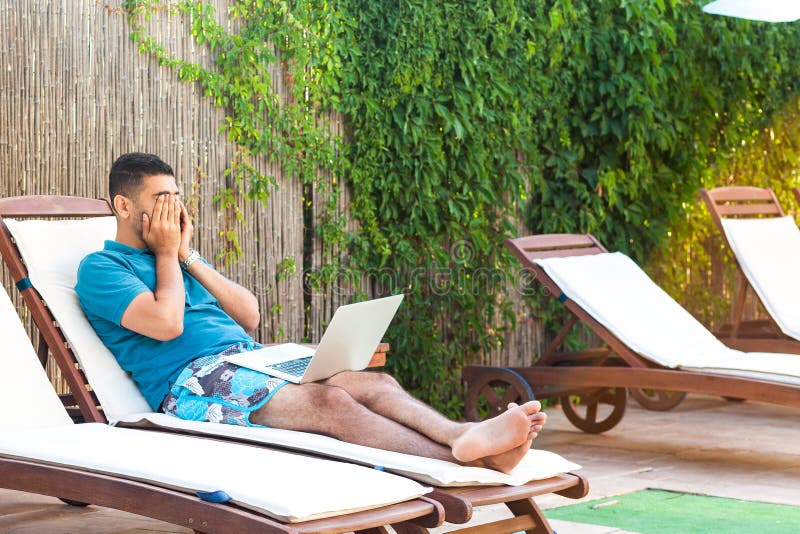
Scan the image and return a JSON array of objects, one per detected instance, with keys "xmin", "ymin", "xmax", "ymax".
[{"xmin": 180, "ymin": 249, "xmax": 201, "ymax": 270}]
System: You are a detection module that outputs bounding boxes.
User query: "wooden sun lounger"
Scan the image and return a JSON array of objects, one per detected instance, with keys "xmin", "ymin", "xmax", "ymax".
[
  {"xmin": 700, "ymin": 186, "xmax": 800, "ymax": 354},
  {"xmin": 0, "ymin": 195, "xmax": 588, "ymax": 534},
  {"xmin": 463, "ymin": 233, "xmax": 800, "ymax": 434}
]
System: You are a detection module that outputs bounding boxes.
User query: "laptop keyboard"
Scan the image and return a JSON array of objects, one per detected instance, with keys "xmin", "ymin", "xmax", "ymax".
[{"xmin": 267, "ymin": 356, "xmax": 312, "ymax": 377}]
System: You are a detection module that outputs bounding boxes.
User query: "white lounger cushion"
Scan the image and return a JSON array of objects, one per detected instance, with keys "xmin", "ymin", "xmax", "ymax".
[
  {"xmin": 120, "ymin": 412, "xmax": 580, "ymax": 487},
  {"xmin": 535, "ymin": 252, "xmax": 800, "ymax": 384},
  {"xmin": 5, "ymin": 217, "xmax": 581, "ymax": 487},
  {"xmin": 0, "ymin": 424, "xmax": 429, "ymax": 522},
  {"xmin": 721, "ymin": 216, "xmax": 800, "ymax": 341}
]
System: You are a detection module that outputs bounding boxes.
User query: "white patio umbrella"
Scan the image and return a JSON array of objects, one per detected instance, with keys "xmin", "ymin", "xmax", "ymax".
[{"xmin": 702, "ymin": 0, "xmax": 800, "ymax": 22}]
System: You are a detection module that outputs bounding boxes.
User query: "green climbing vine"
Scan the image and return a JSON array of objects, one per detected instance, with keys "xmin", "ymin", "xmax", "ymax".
[
  {"xmin": 123, "ymin": 0, "xmax": 347, "ymax": 265},
  {"xmin": 331, "ymin": 0, "xmax": 800, "ymax": 413},
  {"xmin": 119, "ymin": 0, "xmax": 800, "ymax": 416}
]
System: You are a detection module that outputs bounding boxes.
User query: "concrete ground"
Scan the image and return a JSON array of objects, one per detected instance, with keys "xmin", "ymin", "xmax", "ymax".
[{"xmin": 3, "ymin": 393, "xmax": 799, "ymax": 532}]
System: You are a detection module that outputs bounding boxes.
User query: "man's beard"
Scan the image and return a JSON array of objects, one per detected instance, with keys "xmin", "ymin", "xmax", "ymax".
[{"xmin": 130, "ymin": 206, "xmax": 147, "ymax": 242}]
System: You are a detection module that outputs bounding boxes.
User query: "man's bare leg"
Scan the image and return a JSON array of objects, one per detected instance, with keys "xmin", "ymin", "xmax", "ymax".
[
  {"xmin": 324, "ymin": 372, "xmax": 545, "ymax": 466},
  {"xmin": 322, "ymin": 372, "xmax": 546, "ymax": 457},
  {"xmin": 251, "ymin": 379, "xmax": 539, "ymax": 473},
  {"xmin": 251, "ymin": 381, "xmax": 459, "ymax": 463}
]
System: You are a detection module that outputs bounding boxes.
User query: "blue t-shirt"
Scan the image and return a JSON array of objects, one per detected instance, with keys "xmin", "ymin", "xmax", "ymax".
[{"xmin": 75, "ymin": 240, "xmax": 253, "ymax": 410}]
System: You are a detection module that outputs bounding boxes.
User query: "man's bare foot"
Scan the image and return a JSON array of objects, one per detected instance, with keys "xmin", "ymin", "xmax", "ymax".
[
  {"xmin": 451, "ymin": 400, "xmax": 542, "ymax": 463},
  {"xmin": 471, "ymin": 438, "xmax": 533, "ymax": 474},
  {"xmin": 528, "ymin": 411, "xmax": 547, "ymax": 440}
]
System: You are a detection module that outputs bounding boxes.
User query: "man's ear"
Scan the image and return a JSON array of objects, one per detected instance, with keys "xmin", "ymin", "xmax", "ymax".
[{"xmin": 112, "ymin": 194, "xmax": 131, "ymax": 219}]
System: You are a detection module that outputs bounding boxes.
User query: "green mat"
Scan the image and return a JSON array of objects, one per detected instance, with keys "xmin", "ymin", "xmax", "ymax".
[{"xmin": 544, "ymin": 489, "xmax": 800, "ymax": 534}]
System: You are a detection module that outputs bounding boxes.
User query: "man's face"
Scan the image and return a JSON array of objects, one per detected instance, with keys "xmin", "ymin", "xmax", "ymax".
[{"xmin": 126, "ymin": 173, "xmax": 181, "ymax": 239}]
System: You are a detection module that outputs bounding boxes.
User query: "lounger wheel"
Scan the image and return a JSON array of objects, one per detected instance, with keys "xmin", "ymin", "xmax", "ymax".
[
  {"xmin": 59, "ymin": 498, "xmax": 90, "ymax": 507},
  {"xmin": 560, "ymin": 387, "xmax": 626, "ymax": 434},
  {"xmin": 464, "ymin": 368, "xmax": 535, "ymax": 422},
  {"xmin": 629, "ymin": 388, "xmax": 687, "ymax": 411}
]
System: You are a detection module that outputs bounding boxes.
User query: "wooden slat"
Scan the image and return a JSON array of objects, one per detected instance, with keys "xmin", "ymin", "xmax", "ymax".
[
  {"xmin": 511, "ymin": 366, "xmax": 800, "ymax": 407},
  {"xmin": 519, "ymin": 247, "xmax": 605, "ymax": 260},
  {"xmin": 0, "ymin": 196, "xmax": 113, "ymax": 217},
  {"xmin": 438, "ymin": 473, "xmax": 587, "ymax": 507},
  {"xmin": 296, "ymin": 497, "xmax": 444, "ymax": 532},
  {"xmin": 508, "ymin": 233, "xmax": 599, "ymax": 252},
  {"xmin": 715, "ymin": 203, "xmax": 782, "ymax": 217},
  {"xmin": 706, "ymin": 186, "xmax": 777, "ymax": 203},
  {"xmin": 505, "ymin": 234, "xmax": 606, "ymax": 264},
  {"xmin": 718, "ymin": 337, "xmax": 800, "ymax": 354}
]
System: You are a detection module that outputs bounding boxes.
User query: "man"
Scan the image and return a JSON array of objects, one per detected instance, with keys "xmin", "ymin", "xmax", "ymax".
[{"xmin": 76, "ymin": 152, "xmax": 546, "ymax": 473}]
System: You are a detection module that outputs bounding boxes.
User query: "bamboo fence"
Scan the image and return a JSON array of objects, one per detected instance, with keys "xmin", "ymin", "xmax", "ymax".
[{"xmin": 0, "ymin": 1, "xmax": 306, "ymax": 390}]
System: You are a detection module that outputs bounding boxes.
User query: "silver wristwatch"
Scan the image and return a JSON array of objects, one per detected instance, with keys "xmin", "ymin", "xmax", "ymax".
[{"xmin": 180, "ymin": 248, "xmax": 201, "ymax": 270}]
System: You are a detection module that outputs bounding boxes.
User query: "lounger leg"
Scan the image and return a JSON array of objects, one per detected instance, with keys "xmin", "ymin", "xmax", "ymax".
[
  {"xmin": 541, "ymin": 317, "xmax": 577, "ymax": 363},
  {"xmin": 730, "ymin": 276, "xmax": 748, "ymax": 339},
  {"xmin": 354, "ymin": 528, "xmax": 391, "ymax": 534},
  {"xmin": 433, "ymin": 498, "xmax": 554, "ymax": 534},
  {"xmin": 506, "ymin": 498, "xmax": 554, "ymax": 534}
]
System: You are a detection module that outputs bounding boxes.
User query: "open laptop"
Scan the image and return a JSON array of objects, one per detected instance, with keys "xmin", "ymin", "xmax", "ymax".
[{"xmin": 223, "ymin": 294, "xmax": 404, "ymax": 383}]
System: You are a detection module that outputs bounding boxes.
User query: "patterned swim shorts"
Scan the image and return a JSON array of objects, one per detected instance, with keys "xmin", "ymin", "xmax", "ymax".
[{"xmin": 161, "ymin": 343, "xmax": 289, "ymax": 427}]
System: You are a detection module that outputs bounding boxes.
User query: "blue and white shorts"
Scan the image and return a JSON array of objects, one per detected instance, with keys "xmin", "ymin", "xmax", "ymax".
[{"xmin": 161, "ymin": 343, "xmax": 289, "ymax": 427}]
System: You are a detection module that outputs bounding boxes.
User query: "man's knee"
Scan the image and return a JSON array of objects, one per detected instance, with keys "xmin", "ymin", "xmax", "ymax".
[
  {"xmin": 369, "ymin": 371, "xmax": 401, "ymax": 391},
  {"xmin": 304, "ymin": 383, "xmax": 358, "ymax": 413},
  {"xmin": 357, "ymin": 372, "xmax": 404, "ymax": 405},
  {"xmin": 322, "ymin": 371, "xmax": 404, "ymax": 405},
  {"xmin": 326, "ymin": 370, "xmax": 398, "ymax": 389}
]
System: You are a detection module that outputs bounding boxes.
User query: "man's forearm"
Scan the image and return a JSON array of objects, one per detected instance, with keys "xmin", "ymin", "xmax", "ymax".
[
  {"xmin": 184, "ymin": 258, "xmax": 260, "ymax": 332},
  {"xmin": 120, "ymin": 252, "xmax": 186, "ymax": 341},
  {"xmin": 152, "ymin": 252, "xmax": 187, "ymax": 336}
]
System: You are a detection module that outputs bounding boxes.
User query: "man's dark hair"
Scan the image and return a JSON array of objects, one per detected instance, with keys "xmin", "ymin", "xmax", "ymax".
[{"xmin": 109, "ymin": 152, "xmax": 174, "ymax": 206}]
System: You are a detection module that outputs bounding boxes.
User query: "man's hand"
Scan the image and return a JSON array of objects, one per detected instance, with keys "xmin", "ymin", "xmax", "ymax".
[
  {"xmin": 178, "ymin": 201, "xmax": 194, "ymax": 263},
  {"xmin": 142, "ymin": 194, "xmax": 181, "ymax": 257}
]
